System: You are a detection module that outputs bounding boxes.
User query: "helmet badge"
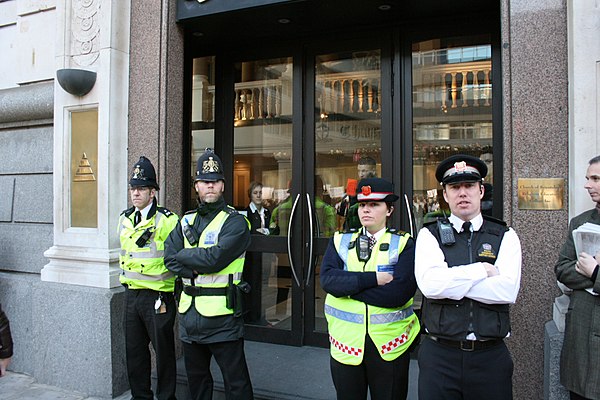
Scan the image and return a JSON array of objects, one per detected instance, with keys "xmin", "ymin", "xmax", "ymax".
[{"xmin": 202, "ymin": 156, "xmax": 221, "ymax": 174}]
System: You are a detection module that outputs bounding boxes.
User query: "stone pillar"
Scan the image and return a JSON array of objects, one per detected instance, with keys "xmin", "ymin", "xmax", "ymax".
[
  {"xmin": 42, "ymin": 0, "xmax": 129, "ymax": 289},
  {"xmin": 568, "ymin": 0, "xmax": 600, "ymax": 217},
  {"xmin": 36, "ymin": 0, "xmax": 130, "ymax": 396}
]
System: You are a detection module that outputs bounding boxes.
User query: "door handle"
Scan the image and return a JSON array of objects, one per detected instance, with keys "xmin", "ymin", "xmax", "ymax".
[
  {"xmin": 305, "ymin": 193, "xmax": 314, "ymax": 287},
  {"xmin": 404, "ymin": 194, "xmax": 415, "ymax": 237},
  {"xmin": 287, "ymin": 193, "xmax": 301, "ymax": 287}
]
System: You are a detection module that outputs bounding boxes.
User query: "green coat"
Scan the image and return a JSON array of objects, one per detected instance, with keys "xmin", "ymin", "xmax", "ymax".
[{"xmin": 555, "ymin": 208, "xmax": 600, "ymax": 399}]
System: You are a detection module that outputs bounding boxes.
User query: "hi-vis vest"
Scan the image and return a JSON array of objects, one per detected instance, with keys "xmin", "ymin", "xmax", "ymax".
[
  {"xmin": 325, "ymin": 230, "xmax": 420, "ymax": 365},
  {"xmin": 178, "ymin": 208, "xmax": 247, "ymax": 316},
  {"xmin": 118, "ymin": 207, "xmax": 178, "ymax": 292}
]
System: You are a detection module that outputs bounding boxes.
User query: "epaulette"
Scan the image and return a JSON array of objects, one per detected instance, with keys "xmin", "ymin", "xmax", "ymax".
[
  {"xmin": 224, "ymin": 206, "xmax": 239, "ymax": 215},
  {"xmin": 423, "ymin": 219, "xmax": 440, "ymax": 227},
  {"xmin": 184, "ymin": 209, "xmax": 197, "ymax": 216},
  {"xmin": 387, "ymin": 227, "xmax": 407, "ymax": 236},
  {"xmin": 482, "ymin": 215, "xmax": 509, "ymax": 235},
  {"xmin": 120, "ymin": 206, "xmax": 135, "ymax": 217},
  {"xmin": 482, "ymin": 214, "xmax": 508, "ymax": 227},
  {"xmin": 341, "ymin": 227, "xmax": 359, "ymax": 234},
  {"xmin": 157, "ymin": 207, "xmax": 174, "ymax": 217}
]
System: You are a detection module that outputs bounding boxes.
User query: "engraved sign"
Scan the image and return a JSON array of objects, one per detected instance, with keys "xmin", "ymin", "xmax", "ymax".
[{"xmin": 517, "ymin": 178, "xmax": 565, "ymax": 210}]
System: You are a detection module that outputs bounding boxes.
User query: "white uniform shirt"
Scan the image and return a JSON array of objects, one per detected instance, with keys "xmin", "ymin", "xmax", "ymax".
[
  {"xmin": 415, "ymin": 213, "xmax": 522, "ymax": 305},
  {"xmin": 135, "ymin": 201, "xmax": 153, "ymax": 221}
]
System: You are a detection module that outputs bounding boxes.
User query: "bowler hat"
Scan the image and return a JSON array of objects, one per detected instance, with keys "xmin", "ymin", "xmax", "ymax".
[
  {"xmin": 129, "ymin": 156, "xmax": 159, "ymax": 189},
  {"xmin": 356, "ymin": 178, "xmax": 399, "ymax": 203},
  {"xmin": 435, "ymin": 154, "xmax": 487, "ymax": 185}
]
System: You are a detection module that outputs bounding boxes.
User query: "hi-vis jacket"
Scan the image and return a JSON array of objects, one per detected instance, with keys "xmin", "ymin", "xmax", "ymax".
[
  {"xmin": 118, "ymin": 203, "xmax": 179, "ymax": 292},
  {"xmin": 178, "ymin": 207, "xmax": 248, "ymax": 317},
  {"xmin": 324, "ymin": 230, "xmax": 420, "ymax": 365}
]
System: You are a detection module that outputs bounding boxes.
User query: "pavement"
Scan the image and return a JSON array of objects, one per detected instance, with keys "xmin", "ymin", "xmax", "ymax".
[
  {"xmin": 0, "ymin": 371, "xmax": 131, "ymax": 400},
  {"xmin": 0, "ymin": 341, "xmax": 419, "ymax": 399}
]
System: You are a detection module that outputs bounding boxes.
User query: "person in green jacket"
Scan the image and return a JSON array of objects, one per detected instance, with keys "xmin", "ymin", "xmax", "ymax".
[{"xmin": 119, "ymin": 156, "xmax": 179, "ymax": 400}]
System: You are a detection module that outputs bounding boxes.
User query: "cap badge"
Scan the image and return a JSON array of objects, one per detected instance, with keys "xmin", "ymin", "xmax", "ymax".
[
  {"xmin": 202, "ymin": 156, "xmax": 220, "ymax": 174},
  {"xmin": 132, "ymin": 166, "xmax": 144, "ymax": 179},
  {"xmin": 454, "ymin": 161, "xmax": 467, "ymax": 173},
  {"xmin": 361, "ymin": 185, "xmax": 372, "ymax": 196}
]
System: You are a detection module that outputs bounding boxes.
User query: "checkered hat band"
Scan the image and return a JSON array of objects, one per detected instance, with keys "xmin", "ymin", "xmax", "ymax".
[
  {"xmin": 443, "ymin": 165, "xmax": 480, "ymax": 179},
  {"xmin": 357, "ymin": 192, "xmax": 393, "ymax": 201},
  {"xmin": 379, "ymin": 319, "xmax": 416, "ymax": 355},
  {"xmin": 329, "ymin": 335, "xmax": 363, "ymax": 357}
]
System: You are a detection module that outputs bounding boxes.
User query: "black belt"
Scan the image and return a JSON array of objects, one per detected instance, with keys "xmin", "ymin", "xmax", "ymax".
[
  {"xmin": 428, "ymin": 335, "xmax": 503, "ymax": 351},
  {"xmin": 183, "ymin": 286, "xmax": 227, "ymax": 296}
]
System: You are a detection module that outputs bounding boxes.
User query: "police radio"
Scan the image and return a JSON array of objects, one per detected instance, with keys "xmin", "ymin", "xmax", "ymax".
[
  {"xmin": 136, "ymin": 228, "xmax": 153, "ymax": 247},
  {"xmin": 182, "ymin": 218, "xmax": 199, "ymax": 246},
  {"xmin": 357, "ymin": 234, "xmax": 371, "ymax": 262},
  {"xmin": 437, "ymin": 219, "xmax": 455, "ymax": 246}
]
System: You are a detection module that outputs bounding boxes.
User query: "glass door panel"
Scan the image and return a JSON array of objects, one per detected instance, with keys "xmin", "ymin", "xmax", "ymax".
[
  {"xmin": 411, "ymin": 36, "xmax": 494, "ymax": 231},
  {"xmin": 191, "ymin": 56, "xmax": 217, "ymax": 207},
  {"xmin": 231, "ymin": 57, "xmax": 297, "ymax": 337},
  {"xmin": 309, "ymin": 49, "xmax": 383, "ymax": 342}
]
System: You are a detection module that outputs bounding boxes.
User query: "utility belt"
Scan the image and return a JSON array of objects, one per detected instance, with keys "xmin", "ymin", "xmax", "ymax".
[
  {"xmin": 183, "ymin": 286, "xmax": 227, "ymax": 296},
  {"xmin": 179, "ymin": 275, "xmax": 251, "ymax": 318}
]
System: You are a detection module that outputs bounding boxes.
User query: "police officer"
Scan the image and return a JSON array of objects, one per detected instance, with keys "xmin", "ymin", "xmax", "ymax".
[
  {"xmin": 164, "ymin": 149, "xmax": 253, "ymax": 400},
  {"xmin": 415, "ymin": 154, "xmax": 522, "ymax": 400},
  {"xmin": 119, "ymin": 156, "xmax": 179, "ymax": 400},
  {"xmin": 321, "ymin": 177, "xmax": 420, "ymax": 400}
]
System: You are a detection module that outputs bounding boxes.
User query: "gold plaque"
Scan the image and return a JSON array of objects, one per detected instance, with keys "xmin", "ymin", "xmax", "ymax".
[
  {"xmin": 71, "ymin": 110, "xmax": 98, "ymax": 228},
  {"xmin": 517, "ymin": 178, "xmax": 565, "ymax": 210}
]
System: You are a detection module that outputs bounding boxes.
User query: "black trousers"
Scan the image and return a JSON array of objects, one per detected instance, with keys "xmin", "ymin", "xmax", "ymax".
[
  {"xmin": 182, "ymin": 338, "xmax": 253, "ymax": 400},
  {"xmin": 418, "ymin": 336, "xmax": 513, "ymax": 400},
  {"xmin": 330, "ymin": 335, "xmax": 411, "ymax": 400},
  {"xmin": 123, "ymin": 288, "xmax": 177, "ymax": 400}
]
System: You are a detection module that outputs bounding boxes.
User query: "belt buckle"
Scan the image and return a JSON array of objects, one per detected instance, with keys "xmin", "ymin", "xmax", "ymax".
[{"xmin": 460, "ymin": 340, "xmax": 475, "ymax": 352}]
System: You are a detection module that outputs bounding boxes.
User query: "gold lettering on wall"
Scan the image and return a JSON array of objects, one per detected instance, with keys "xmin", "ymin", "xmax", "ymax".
[{"xmin": 517, "ymin": 178, "xmax": 565, "ymax": 210}]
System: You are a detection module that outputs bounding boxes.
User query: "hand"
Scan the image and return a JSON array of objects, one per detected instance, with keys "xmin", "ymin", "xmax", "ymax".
[
  {"xmin": 576, "ymin": 252, "xmax": 597, "ymax": 278},
  {"xmin": 0, "ymin": 357, "xmax": 11, "ymax": 377},
  {"xmin": 482, "ymin": 262, "xmax": 499, "ymax": 277},
  {"xmin": 376, "ymin": 272, "xmax": 393, "ymax": 286}
]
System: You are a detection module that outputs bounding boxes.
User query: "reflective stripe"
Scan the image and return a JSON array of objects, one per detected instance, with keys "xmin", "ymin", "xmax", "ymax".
[
  {"xmin": 370, "ymin": 306, "xmax": 414, "ymax": 324},
  {"xmin": 388, "ymin": 234, "xmax": 400, "ymax": 264},
  {"xmin": 337, "ymin": 233, "xmax": 353, "ymax": 268},
  {"xmin": 122, "ymin": 270, "xmax": 174, "ymax": 282},
  {"xmin": 324, "ymin": 304, "xmax": 364, "ymax": 324},
  {"xmin": 379, "ymin": 319, "xmax": 417, "ymax": 354},
  {"xmin": 337, "ymin": 232, "xmax": 401, "ymax": 267},
  {"xmin": 186, "ymin": 271, "xmax": 243, "ymax": 285},
  {"xmin": 122, "ymin": 249, "xmax": 164, "ymax": 259},
  {"xmin": 329, "ymin": 334, "xmax": 363, "ymax": 357}
]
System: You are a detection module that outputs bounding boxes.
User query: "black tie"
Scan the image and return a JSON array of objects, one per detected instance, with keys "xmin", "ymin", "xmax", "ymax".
[
  {"xmin": 462, "ymin": 221, "xmax": 471, "ymax": 234},
  {"xmin": 134, "ymin": 211, "xmax": 141, "ymax": 226}
]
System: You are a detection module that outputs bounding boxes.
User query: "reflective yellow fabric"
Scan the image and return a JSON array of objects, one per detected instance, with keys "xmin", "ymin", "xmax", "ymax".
[
  {"xmin": 118, "ymin": 209, "xmax": 179, "ymax": 291},
  {"xmin": 325, "ymin": 231, "xmax": 420, "ymax": 365},
  {"xmin": 178, "ymin": 209, "xmax": 247, "ymax": 316}
]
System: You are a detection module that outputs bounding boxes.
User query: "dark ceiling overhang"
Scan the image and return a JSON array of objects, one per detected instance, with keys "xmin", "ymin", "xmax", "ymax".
[{"xmin": 177, "ymin": 0, "xmax": 499, "ymax": 46}]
